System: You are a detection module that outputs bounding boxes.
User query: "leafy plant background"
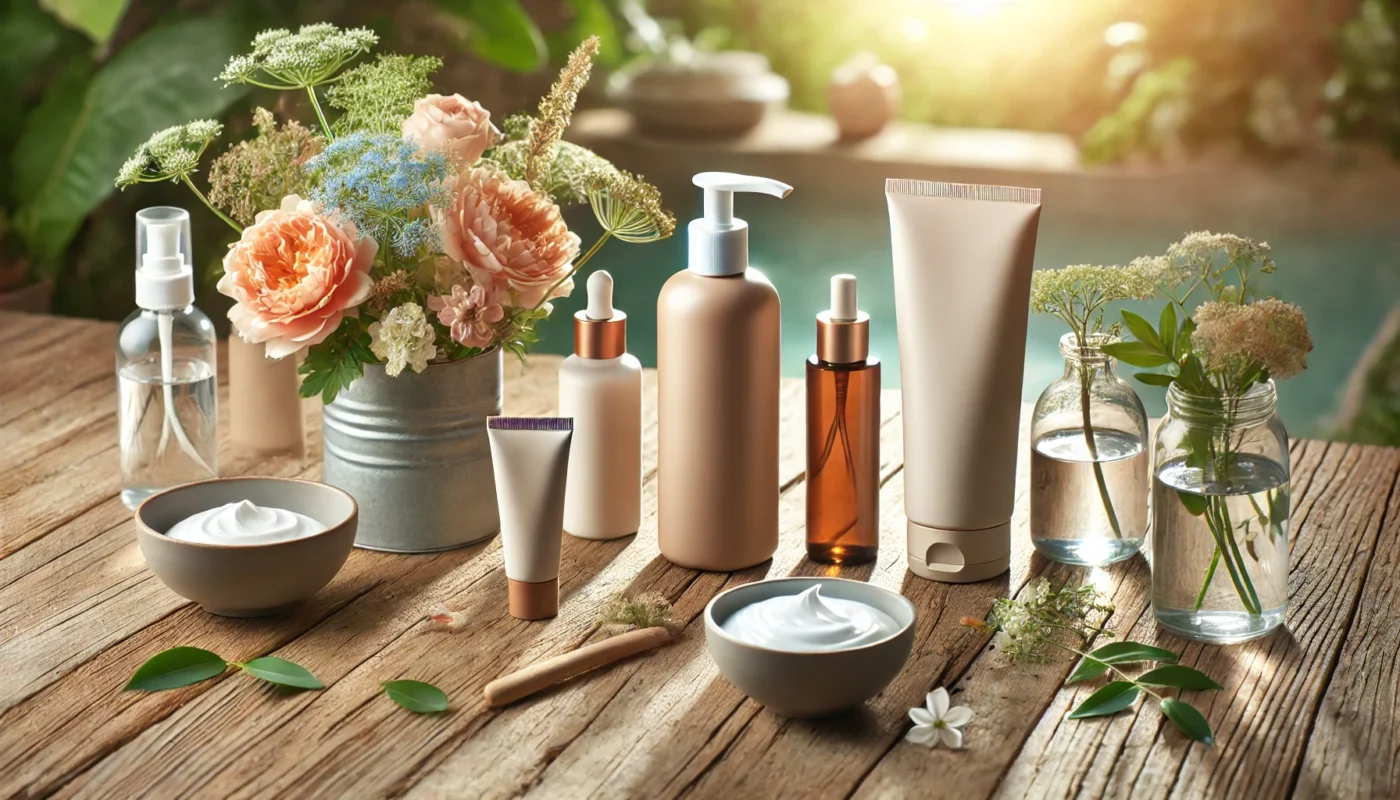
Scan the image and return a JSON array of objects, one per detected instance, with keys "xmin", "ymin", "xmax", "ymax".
[{"xmin": 0, "ymin": 0, "xmax": 624, "ymax": 321}]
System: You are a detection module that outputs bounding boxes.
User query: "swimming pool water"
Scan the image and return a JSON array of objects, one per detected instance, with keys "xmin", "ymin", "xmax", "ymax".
[{"xmin": 534, "ymin": 205, "xmax": 1400, "ymax": 439}]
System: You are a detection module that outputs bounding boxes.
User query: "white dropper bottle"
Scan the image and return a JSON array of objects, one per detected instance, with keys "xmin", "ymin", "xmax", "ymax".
[
  {"xmin": 558, "ymin": 270, "xmax": 643, "ymax": 539},
  {"xmin": 117, "ymin": 207, "xmax": 219, "ymax": 508}
]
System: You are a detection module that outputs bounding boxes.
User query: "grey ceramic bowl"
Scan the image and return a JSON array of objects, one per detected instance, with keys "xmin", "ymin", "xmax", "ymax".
[
  {"xmin": 135, "ymin": 477, "xmax": 358, "ymax": 617},
  {"xmin": 704, "ymin": 577, "xmax": 916, "ymax": 718}
]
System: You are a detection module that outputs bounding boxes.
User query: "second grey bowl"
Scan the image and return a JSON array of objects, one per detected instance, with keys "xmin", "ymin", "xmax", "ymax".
[
  {"xmin": 704, "ymin": 577, "xmax": 916, "ymax": 718},
  {"xmin": 135, "ymin": 477, "xmax": 358, "ymax": 617}
]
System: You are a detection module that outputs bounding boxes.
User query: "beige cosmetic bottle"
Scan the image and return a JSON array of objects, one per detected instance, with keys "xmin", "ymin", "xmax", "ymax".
[{"xmin": 657, "ymin": 172, "xmax": 792, "ymax": 571}]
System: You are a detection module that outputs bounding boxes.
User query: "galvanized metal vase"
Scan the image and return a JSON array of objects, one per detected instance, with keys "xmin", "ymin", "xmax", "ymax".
[{"xmin": 322, "ymin": 349, "xmax": 502, "ymax": 552}]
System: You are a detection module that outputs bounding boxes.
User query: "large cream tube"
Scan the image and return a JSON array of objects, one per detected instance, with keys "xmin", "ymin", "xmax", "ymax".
[
  {"xmin": 488, "ymin": 417, "xmax": 574, "ymax": 619},
  {"xmin": 886, "ymin": 180, "xmax": 1042, "ymax": 583}
]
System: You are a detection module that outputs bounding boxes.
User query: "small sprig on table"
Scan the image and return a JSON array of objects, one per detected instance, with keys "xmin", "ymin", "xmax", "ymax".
[{"xmin": 963, "ymin": 578, "xmax": 1223, "ymax": 744}]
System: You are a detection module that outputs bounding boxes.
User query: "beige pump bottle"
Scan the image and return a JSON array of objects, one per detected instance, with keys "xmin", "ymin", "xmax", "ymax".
[{"xmin": 657, "ymin": 172, "xmax": 792, "ymax": 571}]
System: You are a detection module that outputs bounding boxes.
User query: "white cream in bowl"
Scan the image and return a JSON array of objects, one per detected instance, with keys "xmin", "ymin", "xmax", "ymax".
[
  {"xmin": 165, "ymin": 500, "xmax": 326, "ymax": 546},
  {"xmin": 719, "ymin": 585, "xmax": 902, "ymax": 652}
]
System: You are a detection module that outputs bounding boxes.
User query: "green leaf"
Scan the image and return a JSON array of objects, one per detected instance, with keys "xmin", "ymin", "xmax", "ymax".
[
  {"xmin": 1160, "ymin": 698, "xmax": 1214, "ymax": 744},
  {"xmin": 1177, "ymin": 490, "xmax": 1209, "ymax": 516},
  {"xmin": 1134, "ymin": 371, "xmax": 1175, "ymax": 387},
  {"xmin": 437, "ymin": 0, "xmax": 547, "ymax": 72},
  {"xmin": 12, "ymin": 17, "xmax": 246, "ymax": 268},
  {"xmin": 1102, "ymin": 341, "xmax": 1173, "ymax": 368},
  {"xmin": 41, "ymin": 0, "xmax": 129, "ymax": 45},
  {"xmin": 125, "ymin": 647, "xmax": 226, "ymax": 691},
  {"xmin": 236, "ymin": 656, "xmax": 324, "ymax": 690},
  {"xmin": 1088, "ymin": 641, "xmax": 1179, "ymax": 665},
  {"xmin": 1159, "ymin": 303, "xmax": 1178, "ymax": 358},
  {"xmin": 1176, "ymin": 317, "xmax": 1196, "ymax": 363},
  {"xmin": 1120, "ymin": 310, "xmax": 1165, "ymax": 352},
  {"xmin": 298, "ymin": 317, "xmax": 373, "ymax": 403},
  {"xmin": 1067, "ymin": 657, "xmax": 1110, "ymax": 684},
  {"xmin": 1068, "ymin": 680, "xmax": 1140, "ymax": 719},
  {"xmin": 381, "ymin": 680, "xmax": 449, "ymax": 713},
  {"xmin": 1137, "ymin": 665, "xmax": 1223, "ymax": 690}
]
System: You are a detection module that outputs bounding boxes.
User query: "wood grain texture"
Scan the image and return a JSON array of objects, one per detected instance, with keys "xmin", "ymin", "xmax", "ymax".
[{"xmin": 1, "ymin": 312, "xmax": 1398, "ymax": 800}]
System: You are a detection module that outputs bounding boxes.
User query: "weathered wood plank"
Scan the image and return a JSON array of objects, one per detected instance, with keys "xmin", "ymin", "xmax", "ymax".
[{"xmin": 1294, "ymin": 450, "xmax": 1400, "ymax": 798}]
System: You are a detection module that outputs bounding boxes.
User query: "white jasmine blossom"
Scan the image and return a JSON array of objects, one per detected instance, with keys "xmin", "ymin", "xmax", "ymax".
[
  {"xmin": 906, "ymin": 687, "xmax": 973, "ymax": 749},
  {"xmin": 369, "ymin": 302, "xmax": 437, "ymax": 376}
]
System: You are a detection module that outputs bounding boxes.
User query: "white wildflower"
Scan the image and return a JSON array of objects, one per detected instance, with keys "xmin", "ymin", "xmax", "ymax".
[
  {"xmin": 906, "ymin": 687, "xmax": 974, "ymax": 749},
  {"xmin": 369, "ymin": 302, "xmax": 438, "ymax": 377}
]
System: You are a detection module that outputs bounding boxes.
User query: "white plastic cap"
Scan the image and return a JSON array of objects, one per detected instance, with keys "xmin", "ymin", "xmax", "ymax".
[
  {"xmin": 688, "ymin": 172, "xmax": 792, "ymax": 277},
  {"xmin": 830, "ymin": 274, "xmax": 858, "ymax": 321},
  {"xmin": 586, "ymin": 270, "xmax": 615, "ymax": 320},
  {"xmin": 135, "ymin": 207, "xmax": 194, "ymax": 310}
]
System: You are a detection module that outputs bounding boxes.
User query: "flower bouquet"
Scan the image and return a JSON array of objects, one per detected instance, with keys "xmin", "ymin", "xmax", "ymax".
[{"xmin": 116, "ymin": 24, "xmax": 675, "ymax": 551}]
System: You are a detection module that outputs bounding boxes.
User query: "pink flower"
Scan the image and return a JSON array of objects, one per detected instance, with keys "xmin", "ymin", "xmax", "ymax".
[
  {"xmin": 427, "ymin": 283, "xmax": 505, "ymax": 349},
  {"xmin": 402, "ymin": 93, "xmax": 500, "ymax": 165},
  {"xmin": 435, "ymin": 167, "xmax": 580, "ymax": 308},
  {"xmin": 218, "ymin": 195, "xmax": 376, "ymax": 359}
]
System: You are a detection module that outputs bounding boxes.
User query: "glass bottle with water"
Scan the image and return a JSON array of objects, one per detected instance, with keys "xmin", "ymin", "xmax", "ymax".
[
  {"xmin": 117, "ymin": 208, "xmax": 218, "ymax": 508},
  {"xmin": 1152, "ymin": 381, "xmax": 1289, "ymax": 644},
  {"xmin": 1030, "ymin": 333, "xmax": 1150, "ymax": 565}
]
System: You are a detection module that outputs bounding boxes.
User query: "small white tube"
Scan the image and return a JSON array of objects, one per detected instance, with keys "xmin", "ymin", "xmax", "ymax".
[
  {"xmin": 488, "ymin": 417, "xmax": 574, "ymax": 620},
  {"xmin": 886, "ymin": 179, "xmax": 1043, "ymax": 584}
]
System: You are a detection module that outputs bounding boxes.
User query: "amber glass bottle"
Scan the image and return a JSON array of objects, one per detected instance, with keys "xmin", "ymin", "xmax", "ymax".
[{"xmin": 806, "ymin": 275, "xmax": 881, "ymax": 565}]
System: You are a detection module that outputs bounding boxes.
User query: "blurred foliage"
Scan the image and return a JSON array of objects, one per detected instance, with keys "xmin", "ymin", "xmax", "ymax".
[
  {"xmin": 1, "ymin": 0, "xmax": 624, "ymax": 321},
  {"xmin": 1328, "ymin": 0, "xmax": 1400, "ymax": 155},
  {"xmin": 1338, "ymin": 309, "xmax": 1400, "ymax": 444}
]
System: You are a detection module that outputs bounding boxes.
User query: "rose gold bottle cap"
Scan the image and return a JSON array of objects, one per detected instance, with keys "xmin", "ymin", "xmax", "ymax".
[
  {"xmin": 575, "ymin": 270, "xmax": 627, "ymax": 360},
  {"xmin": 816, "ymin": 274, "xmax": 870, "ymax": 364},
  {"xmin": 508, "ymin": 577, "xmax": 559, "ymax": 620}
]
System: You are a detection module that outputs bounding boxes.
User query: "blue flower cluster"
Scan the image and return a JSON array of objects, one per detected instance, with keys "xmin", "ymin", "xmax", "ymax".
[{"xmin": 307, "ymin": 131, "xmax": 451, "ymax": 260}]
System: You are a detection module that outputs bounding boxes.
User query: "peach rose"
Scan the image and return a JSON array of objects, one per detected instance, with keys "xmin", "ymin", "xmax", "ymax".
[
  {"xmin": 402, "ymin": 93, "xmax": 500, "ymax": 165},
  {"xmin": 434, "ymin": 167, "xmax": 580, "ymax": 308},
  {"xmin": 218, "ymin": 195, "xmax": 377, "ymax": 359},
  {"xmin": 427, "ymin": 283, "xmax": 504, "ymax": 349}
]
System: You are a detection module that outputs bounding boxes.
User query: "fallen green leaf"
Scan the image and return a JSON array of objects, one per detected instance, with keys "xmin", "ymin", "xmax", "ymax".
[
  {"xmin": 1067, "ymin": 657, "xmax": 1110, "ymax": 684},
  {"xmin": 1160, "ymin": 698, "xmax": 1214, "ymax": 744},
  {"xmin": 125, "ymin": 647, "xmax": 226, "ymax": 691},
  {"xmin": 1088, "ymin": 641, "xmax": 1179, "ymax": 666},
  {"xmin": 236, "ymin": 656, "xmax": 324, "ymax": 690},
  {"xmin": 1137, "ymin": 665, "xmax": 1223, "ymax": 691},
  {"xmin": 382, "ymin": 680, "xmax": 448, "ymax": 713},
  {"xmin": 1068, "ymin": 681, "xmax": 1140, "ymax": 719}
]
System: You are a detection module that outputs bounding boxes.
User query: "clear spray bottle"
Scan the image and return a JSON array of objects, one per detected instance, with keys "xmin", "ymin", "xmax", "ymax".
[{"xmin": 117, "ymin": 207, "xmax": 218, "ymax": 508}]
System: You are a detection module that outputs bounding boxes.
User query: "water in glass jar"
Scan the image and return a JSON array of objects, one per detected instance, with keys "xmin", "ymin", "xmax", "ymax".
[
  {"xmin": 118, "ymin": 354, "xmax": 218, "ymax": 508},
  {"xmin": 1153, "ymin": 454, "xmax": 1289, "ymax": 644},
  {"xmin": 1031, "ymin": 428, "xmax": 1148, "ymax": 565}
]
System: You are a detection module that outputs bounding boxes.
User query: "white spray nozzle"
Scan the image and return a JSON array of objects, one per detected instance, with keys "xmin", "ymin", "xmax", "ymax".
[
  {"xmin": 830, "ymin": 274, "xmax": 858, "ymax": 321},
  {"xmin": 688, "ymin": 172, "xmax": 793, "ymax": 277},
  {"xmin": 135, "ymin": 207, "xmax": 194, "ymax": 310},
  {"xmin": 586, "ymin": 270, "xmax": 615, "ymax": 320}
]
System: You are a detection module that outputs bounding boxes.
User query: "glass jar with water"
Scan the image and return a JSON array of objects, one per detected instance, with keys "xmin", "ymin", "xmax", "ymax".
[
  {"xmin": 1030, "ymin": 333, "xmax": 1149, "ymax": 565},
  {"xmin": 117, "ymin": 207, "xmax": 218, "ymax": 508},
  {"xmin": 1152, "ymin": 381, "xmax": 1289, "ymax": 643}
]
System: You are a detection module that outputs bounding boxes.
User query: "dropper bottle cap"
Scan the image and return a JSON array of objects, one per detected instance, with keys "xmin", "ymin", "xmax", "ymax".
[
  {"xmin": 573, "ymin": 270, "xmax": 627, "ymax": 359},
  {"xmin": 135, "ymin": 207, "xmax": 194, "ymax": 310},
  {"xmin": 816, "ymin": 274, "xmax": 870, "ymax": 364}
]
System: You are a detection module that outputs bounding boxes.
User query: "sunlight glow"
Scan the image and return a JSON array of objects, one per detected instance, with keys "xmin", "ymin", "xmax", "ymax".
[
  {"xmin": 940, "ymin": 0, "xmax": 1008, "ymax": 18},
  {"xmin": 900, "ymin": 16, "xmax": 931, "ymax": 42}
]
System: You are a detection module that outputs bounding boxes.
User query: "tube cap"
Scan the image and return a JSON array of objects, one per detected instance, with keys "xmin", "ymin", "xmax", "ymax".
[
  {"xmin": 906, "ymin": 520, "xmax": 1010, "ymax": 583},
  {"xmin": 574, "ymin": 270, "xmax": 627, "ymax": 359},
  {"xmin": 508, "ymin": 577, "xmax": 559, "ymax": 620},
  {"xmin": 135, "ymin": 207, "xmax": 194, "ymax": 310}
]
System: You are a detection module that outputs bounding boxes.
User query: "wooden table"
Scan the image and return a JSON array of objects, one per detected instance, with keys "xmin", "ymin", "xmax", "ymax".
[{"xmin": 3, "ymin": 311, "xmax": 1398, "ymax": 799}]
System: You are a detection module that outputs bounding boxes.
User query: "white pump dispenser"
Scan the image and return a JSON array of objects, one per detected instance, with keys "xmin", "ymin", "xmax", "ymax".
[{"xmin": 687, "ymin": 172, "xmax": 793, "ymax": 277}]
